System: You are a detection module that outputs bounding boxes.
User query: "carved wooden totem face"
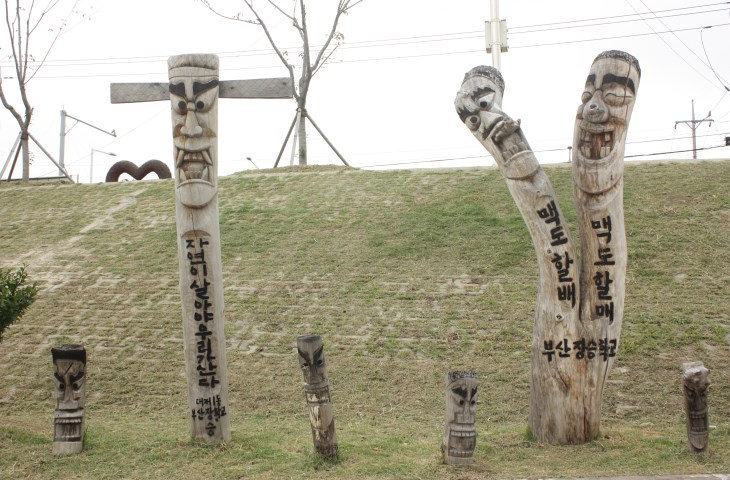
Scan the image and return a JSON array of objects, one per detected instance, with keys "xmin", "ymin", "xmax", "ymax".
[
  {"xmin": 683, "ymin": 366, "xmax": 710, "ymax": 453},
  {"xmin": 455, "ymin": 66, "xmax": 506, "ymax": 142},
  {"xmin": 52, "ymin": 345, "xmax": 86, "ymax": 446},
  {"xmin": 575, "ymin": 51, "xmax": 640, "ymax": 164},
  {"xmin": 168, "ymin": 54, "xmax": 219, "ymax": 208},
  {"xmin": 444, "ymin": 371, "xmax": 478, "ymax": 462},
  {"xmin": 298, "ymin": 342, "xmax": 326, "ymax": 386}
]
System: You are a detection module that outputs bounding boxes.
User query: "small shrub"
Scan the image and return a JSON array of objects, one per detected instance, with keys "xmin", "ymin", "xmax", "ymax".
[{"xmin": 0, "ymin": 266, "xmax": 38, "ymax": 341}]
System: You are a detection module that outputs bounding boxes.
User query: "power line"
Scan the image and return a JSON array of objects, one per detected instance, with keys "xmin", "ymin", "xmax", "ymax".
[
  {"xmin": 511, "ymin": 22, "xmax": 730, "ymax": 49},
  {"xmin": 700, "ymin": 26, "xmax": 730, "ymax": 89},
  {"xmin": 359, "ymin": 138, "xmax": 730, "ymax": 169},
  {"xmin": 625, "ymin": 0, "xmax": 729, "ymax": 89},
  {"xmin": 2, "ymin": 4, "xmax": 727, "ymax": 69},
  {"xmin": 625, "ymin": 144, "xmax": 728, "ymax": 158},
  {"xmin": 13, "ymin": 20, "xmax": 730, "ymax": 80},
  {"xmin": 510, "ymin": 6, "xmax": 730, "ymax": 34},
  {"xmin": 508, "ymin": 2, "xmax": 730, "ymax": 30}
]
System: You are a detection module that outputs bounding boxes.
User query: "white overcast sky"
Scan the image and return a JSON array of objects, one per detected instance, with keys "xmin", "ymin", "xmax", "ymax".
[{"xmin": 1, "ymin": 0, "xmax": 729, "ymax": 181}]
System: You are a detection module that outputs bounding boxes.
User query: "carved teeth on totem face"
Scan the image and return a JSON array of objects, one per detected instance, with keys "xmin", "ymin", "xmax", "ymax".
[
  {"xmin": 177, "ymin": 149, "xmax": 211, "ymax": 182},
  {"xmin": 448, "ymin": 448, "xmax": 475, "ymax": 457},
  {"xmin": 55, "ymin": 416, "xmax": 83, "ymax": 441},
  {"xmin": 579, "ymin": 122, "xmax": 615, "ymax": 160}
]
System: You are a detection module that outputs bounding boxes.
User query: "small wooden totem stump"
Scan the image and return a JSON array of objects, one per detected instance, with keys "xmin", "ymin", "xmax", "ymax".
[
  {"xmin": 682, "ymin": 361, "xmax": 710, "ymax": 454},
  {"xmin": 442, "ymin": 370, "xmax": 478, "ymax": 465},
  {"xmin": 51, "ymin": 345, "xmax": 86, "ymax": 455},
  {"xmin": 296, "ymin": 334, "xmax": 338, "ymax": 459}
]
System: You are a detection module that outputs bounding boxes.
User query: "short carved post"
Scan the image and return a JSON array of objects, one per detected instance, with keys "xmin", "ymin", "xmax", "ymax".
[
  {"xmin": 682, "ymin": 361, "xmax": 710, "ymax": 454},
  {"xmin": 51, "ymin": 345, "xmax": 86, "ymax": 455},
  {"xmin": 442, "ymin": 370, "xmax": 477, "ymax": 465},
  {"xmin": 454, "ymin": 51, "xmax": 640, "ymax": 444},
  {"xmin": 296, "ymin": 335, "xmax": 338, "ymax": 459},
  {"xmin": 170, "ymin": 54, "xmax": 230, "ymax": 442}
]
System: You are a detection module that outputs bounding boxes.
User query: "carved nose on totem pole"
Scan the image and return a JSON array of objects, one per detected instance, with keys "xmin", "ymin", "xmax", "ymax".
[
  {"xmin": 296, "ymin": 334, "xmax": 338, "ymax": 459},
  {"xmin": 51, "ymin": 344, "xmax": 87, "ymax": 455},
  {"xmin": 585, "ymin": 94, "xmax": 609, "ymax": 123}
]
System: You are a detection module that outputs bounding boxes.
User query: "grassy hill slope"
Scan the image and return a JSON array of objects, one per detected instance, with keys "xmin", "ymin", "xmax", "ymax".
[{"xmin": 0, "ymin": 161, "xmax": 728, "ymax": 479}]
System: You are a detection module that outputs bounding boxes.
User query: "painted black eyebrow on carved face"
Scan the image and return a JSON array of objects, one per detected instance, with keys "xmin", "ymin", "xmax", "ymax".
[
  {"xmin": 602, "ymin": 73, "xmax": 635, "ymax": 94},
  {"xmin": 453, "ymin": 386, "xmax": 468, "ymax": 399},
  {"xmin": 586, "ymin": 74, "xmax": 596, "ymax": 87},
  {"xmin": 193, "ymin": 79, "xmax": 219, "ymax": 96},
  {"xmin": 472, "ymin": 86, "xmax": 495, "ymax": 99},
  {"xmin": 457, "ymin": 86, "xmax": 496, "ymax": 122},
  {"xmin": 169, "ymin": 82, "xmax": 186, "ymax": 98}
]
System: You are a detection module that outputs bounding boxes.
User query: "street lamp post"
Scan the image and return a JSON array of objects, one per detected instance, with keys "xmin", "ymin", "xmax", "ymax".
[{"xmin": 90, "ymin": 148, "xmax": 116, "ymax": 183}]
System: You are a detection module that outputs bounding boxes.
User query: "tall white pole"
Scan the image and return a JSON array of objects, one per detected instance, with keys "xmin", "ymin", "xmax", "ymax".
[
  {"xmin": 691, "ymin": 99, "xmax": 697, "ymax": 159},
  {"xmin": 59, "ymin": 110, "xmax": 67, "ymax": 177},
  {"xmin": 490, "ymin": 0, "xmax": 502, "ymax": 71}
]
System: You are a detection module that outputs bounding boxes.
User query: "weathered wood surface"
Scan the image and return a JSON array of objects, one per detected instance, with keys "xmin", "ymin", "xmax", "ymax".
[
  {"xmin": 297, "ymin": 335, "xmax": 338, "ymax": 459},
  {"xmin": 110, "ymin": 54, "xmax": 293, "ymax": 443},
  {"xmin": 682, "ymin": 361, "xmax": 710, "ymax": 454},
  {"xmin": 51, "ymin": 345, "xmax": 86, "ymax": 455},
  {"xmin": 568, "ymin": 50, "xmax": 640, "ymax": 443},
  {"xmin": 454, "ymin": 51, "xmax": 640, "ymax": 444},
  {"xmin": 110, "ymin": 78, "xmax": 293, "ymax": 103},
  {"xmin": 168, "ymin": 54, "xmax": 231, "ymax": 443},
  {"xmin": 442, "ymin": 370, "xmax": 477, "ymax": 465}
]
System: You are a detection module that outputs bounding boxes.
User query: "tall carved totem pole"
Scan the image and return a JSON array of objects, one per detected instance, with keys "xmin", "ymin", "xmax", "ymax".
[
  {"xmin": 169, "ymin": 54, "xmax": 230, "ymax": 442},
  {"xmin": 455, "ymin": 51, "xmax": 640, "ymax": 444},
  {"xmin": 111, "ymin": 54, "xmax": 291, "ymax": 443}
]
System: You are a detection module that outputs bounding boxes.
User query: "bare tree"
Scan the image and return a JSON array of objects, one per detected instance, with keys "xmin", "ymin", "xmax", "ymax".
[
  {"xmin": 200, "ymin": 0, "xmax": 363, "ymax": 166},
  {"xmin": 0, "ymin": 0, "xmax": 78, "ymax": 180}
]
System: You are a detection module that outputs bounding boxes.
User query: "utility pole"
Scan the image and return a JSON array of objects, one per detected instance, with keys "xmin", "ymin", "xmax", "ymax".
[
  {"xmin": 675, "ymin": 100, "xmax": 712, "ymax": 160},
  {"xmin": 59, "ymin": 110, "xmax": 116, "ymax": 176},
  {"xmin": 485, "ymin": 0, "xmax": 508, "ymax": 71}
]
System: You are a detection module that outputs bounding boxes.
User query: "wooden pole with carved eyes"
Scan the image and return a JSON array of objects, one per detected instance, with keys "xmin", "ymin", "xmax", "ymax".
[
  {"xmin": 167, "ymin": 54, "xmax": 231, "ymax": 443},
  {"xmin": 571, "ymin": 50, "xmax": 640, "ymax": 443},
  {"xmin": 682, "ymin": 361, "xmax": 711, "ymax": 454},
  {"xmin": 454, "ymin": 51, "xmax": 640, "ymax": 444},
  {"xmin": 442, "ymin": 370, "xmax": 478, "ymax": 465},
  {"xmin": 296, "ymin": 334, "xmax": 338, "ymax": 459},
  {"xmin": 51, "ymin": 345, "xmax": 86, "ymax": 455},
  {"xmin": 110, "ymin": 54, "xmax": 291, "ymax": 444}
]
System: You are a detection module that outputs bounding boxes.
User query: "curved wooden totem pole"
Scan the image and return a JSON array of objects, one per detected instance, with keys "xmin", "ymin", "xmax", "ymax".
[{"xmin": 455, "ymin": 51, "xmax": 640, "ymax": 444}]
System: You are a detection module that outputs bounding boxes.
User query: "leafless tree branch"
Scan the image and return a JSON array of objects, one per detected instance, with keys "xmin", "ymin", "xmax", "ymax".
[{"xmin": 200, "ymin": 0, "xmax": 363, "ymax": 166}]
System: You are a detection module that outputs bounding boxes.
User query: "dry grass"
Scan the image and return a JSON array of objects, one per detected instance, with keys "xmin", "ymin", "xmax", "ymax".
[{"xmin": 0, "ymin": 161, "xmax": 728, "ymax": 479}]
